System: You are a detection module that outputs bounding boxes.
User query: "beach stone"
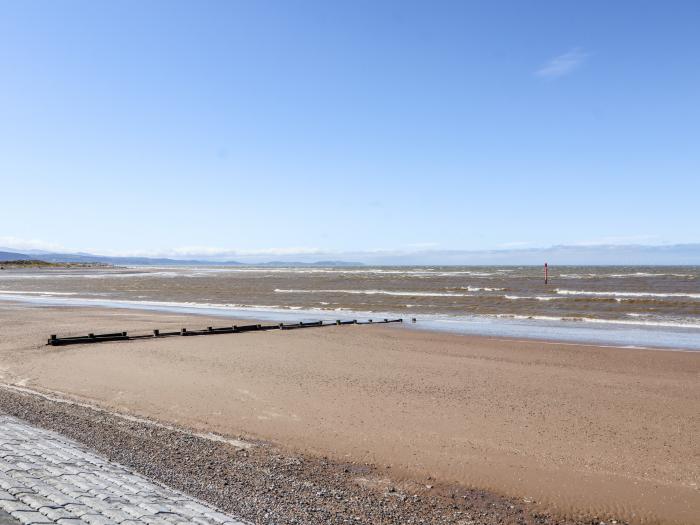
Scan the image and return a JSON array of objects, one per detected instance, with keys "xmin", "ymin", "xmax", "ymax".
[{"xmin": 0, "ymin": 416, "xmax": 249, "ymax": 525}]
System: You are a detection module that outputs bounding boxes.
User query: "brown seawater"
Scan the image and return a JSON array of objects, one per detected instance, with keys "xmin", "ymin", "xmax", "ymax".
[{"xmin": 1, "ymin": 265, "xmax": 699, "ymax": 348}]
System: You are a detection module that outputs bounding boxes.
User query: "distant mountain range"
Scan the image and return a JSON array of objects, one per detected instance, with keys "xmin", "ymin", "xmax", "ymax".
[
  {"xmin": 0, "ymin": 249, "xmax": 362, "ymax": 267},
  {"xmin": 1, "ymin": 244, "xmax": 700, "ymax": 266}
]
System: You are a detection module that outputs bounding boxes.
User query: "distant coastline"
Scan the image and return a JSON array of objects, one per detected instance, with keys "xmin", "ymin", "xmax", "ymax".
[
  {"xmin": 0, "ymin": 259, "xmax": 114, "ymax": 269},
  {"xmin": 0, "ymin": 249, "xmax": 363, "ymax": 267}
]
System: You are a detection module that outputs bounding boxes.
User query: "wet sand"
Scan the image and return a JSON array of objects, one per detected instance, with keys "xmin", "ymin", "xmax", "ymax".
[{"xmin": 1, "ymin": 301, "xmax": 698, "ymax": 524}]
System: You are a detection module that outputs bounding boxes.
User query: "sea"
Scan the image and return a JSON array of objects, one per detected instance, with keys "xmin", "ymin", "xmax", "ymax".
[{"xmin": 1, "ymin": 265, "xmax": 699, "ymax": 350}]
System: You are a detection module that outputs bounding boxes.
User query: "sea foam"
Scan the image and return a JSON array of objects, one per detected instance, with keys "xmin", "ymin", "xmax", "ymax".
[{"xmin": 555, "ymin": 289, "xmax": 700, "ymax": 299}]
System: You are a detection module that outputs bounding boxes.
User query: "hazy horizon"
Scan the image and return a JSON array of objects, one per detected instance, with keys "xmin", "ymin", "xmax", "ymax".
[{"xmin": 2, "ymin": 241, "xmax": 700, "ymax": 266}]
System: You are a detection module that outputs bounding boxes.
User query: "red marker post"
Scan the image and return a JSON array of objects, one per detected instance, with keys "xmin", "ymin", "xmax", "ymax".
[{"xmin": 544, "ymin": 262, "xmax": 548, "ymax": 284}]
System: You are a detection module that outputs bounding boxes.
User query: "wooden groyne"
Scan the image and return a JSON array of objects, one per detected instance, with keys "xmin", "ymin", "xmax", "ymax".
[{"xmin": 47, "ymin": 318, "xmax": 403, "ymax": 346}]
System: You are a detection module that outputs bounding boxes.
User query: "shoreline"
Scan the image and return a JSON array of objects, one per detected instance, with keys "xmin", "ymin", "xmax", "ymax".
[
  {"xmin": 1, "ymin": 292, "xmax": 699, "ymax": 351},
  {"xmin": 1, "ymin": 301, "xmax": 699, "ymax": 524}
]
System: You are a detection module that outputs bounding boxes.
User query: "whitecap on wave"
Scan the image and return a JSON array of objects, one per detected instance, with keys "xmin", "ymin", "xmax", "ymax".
[
  {"xmin": 274, "ymin": 288, "xmax": 471, "ymax": 297},
  {"xmin": 555, "ymin": 289, "xmax": 700, "ymax": 299}
]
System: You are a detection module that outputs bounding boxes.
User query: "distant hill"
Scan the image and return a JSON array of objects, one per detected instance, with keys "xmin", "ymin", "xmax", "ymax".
[
  {"xmin": 0, "ymin": 259, "xmax": 111, "ymax": 268},
  {"xmin": 0, "ymin": 251, "xmax": 31, "ymax": 261},
  {"xmin": 33, "ymin": 252, "xmax": 244, "ymax": 266},
  {"xmin": 0, "ymin": 249, "xmax": 363, "ymax": 267}
]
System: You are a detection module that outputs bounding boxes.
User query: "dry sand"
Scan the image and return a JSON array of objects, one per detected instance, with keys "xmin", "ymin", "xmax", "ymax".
[{"xmin": 0, "ymin": 301, "xmax": 698, "ymax": 524}]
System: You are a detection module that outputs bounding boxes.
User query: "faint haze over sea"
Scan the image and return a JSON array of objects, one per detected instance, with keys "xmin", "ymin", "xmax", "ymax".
[{"xmin": 2, "ymin": 243, "xmax": 700, "ymax": 266}]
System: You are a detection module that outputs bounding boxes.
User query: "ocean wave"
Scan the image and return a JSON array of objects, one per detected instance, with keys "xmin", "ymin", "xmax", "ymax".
[
  {"xmin": 457, "ymin": 286, "xmax": 506, "ymax": 292},
  {"xmin": 0, "ymin": 290, "xmax": 79, "ymax": 296},
  {"xmin": 504, "ymin": 295, "xmax": 559, "ymax": 301},
  {"xmin": 494, "ymin": 313, "xmax": 700, "ymax": 329},
  {"xmin": 559, "ymin": 272, "xmax": 696, "ymax": 279},
  {"xmin": 0, "ymin": 293, "xmax": 291, "ymax": 312},
  {"xmin": 0, "ymin": 271, "xmax": 181, "ymax": 280},
  {"xmin": 274, "ymin": 288, "xmax": 470, "ymax": 297},
  {"xmin": 555, "ymin": 289, "xmax": 700, "ymax": 299},
  {"xmin": 137, "ymin": 267, "xmax": 506, "ymax": 277}
]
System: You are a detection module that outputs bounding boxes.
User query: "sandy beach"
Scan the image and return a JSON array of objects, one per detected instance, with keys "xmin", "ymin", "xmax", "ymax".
[{"xmin": 1, "ymin": 301, "xmax": 698, "ymax": 524}]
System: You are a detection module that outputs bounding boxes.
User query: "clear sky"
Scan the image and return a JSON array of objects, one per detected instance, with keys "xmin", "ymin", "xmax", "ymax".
[{"xmin": 1, "ymin": 1, "xmax": 699, "ymax": 259}]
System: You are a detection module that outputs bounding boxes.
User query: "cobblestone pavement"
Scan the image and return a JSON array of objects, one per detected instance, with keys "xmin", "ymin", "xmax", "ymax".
[{"xmin": 0, "ymin": 416, "xmax": 249, "ymax": 525}]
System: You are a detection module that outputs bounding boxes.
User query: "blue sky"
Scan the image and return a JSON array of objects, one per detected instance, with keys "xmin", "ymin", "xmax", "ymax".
[{"xmin": 1, "ymin": 1, "xmax": 699, "ymax": 260}]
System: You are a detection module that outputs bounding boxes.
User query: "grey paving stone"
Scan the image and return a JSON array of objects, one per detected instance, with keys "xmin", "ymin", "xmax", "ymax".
[
  {"xmin": 16, "ymin": 495, "xmax": 59, "ymax": 511},
  {"xmin": 0, "ymin": 477, "xmax": 23, "ymax": 493},
  {"xmin": 0, "ymin": 417, "xmax": 248, "ymax": 525},
  {"xmin": 0, "ymin": 503, "xmax": 32, "ymax": 515},
  {"xmin": 5, "ymin": 490, "xmax": 32, "ymax": 500},
  {"xmin": 35, "ymin": 509, "xmax": 74, "ymax": 523},
  {"xmin": 117, "ymin": 506, "xmax": 149, "ymax": 520},
  {"xmin": 133, "ymin": 505, "xmax": 169, "ymax": 517},
  {"xmin": 75, "ymin": 498, "xmax": 112, "ymax": 514},
  {"xmin": 61, "ymin": 505, "xmax": 91, "ymax": 518},
  {"xmin": 100, "ymin": 508, "xmax": 134, "ymax": 523},
  {"xmin": 41, "ymin": 493, "xmax": 78, "ymax": 508},
  {"xmin": 8, "ymin": 510, "xmax": 53, "ymax": 525},
  {"xmin": 79, "ymin": 515, "xmax": 118, "ymax": 525},
  {"xmin": 137, "ymin": 517, "xmax": 173, "ymax": 525}
]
